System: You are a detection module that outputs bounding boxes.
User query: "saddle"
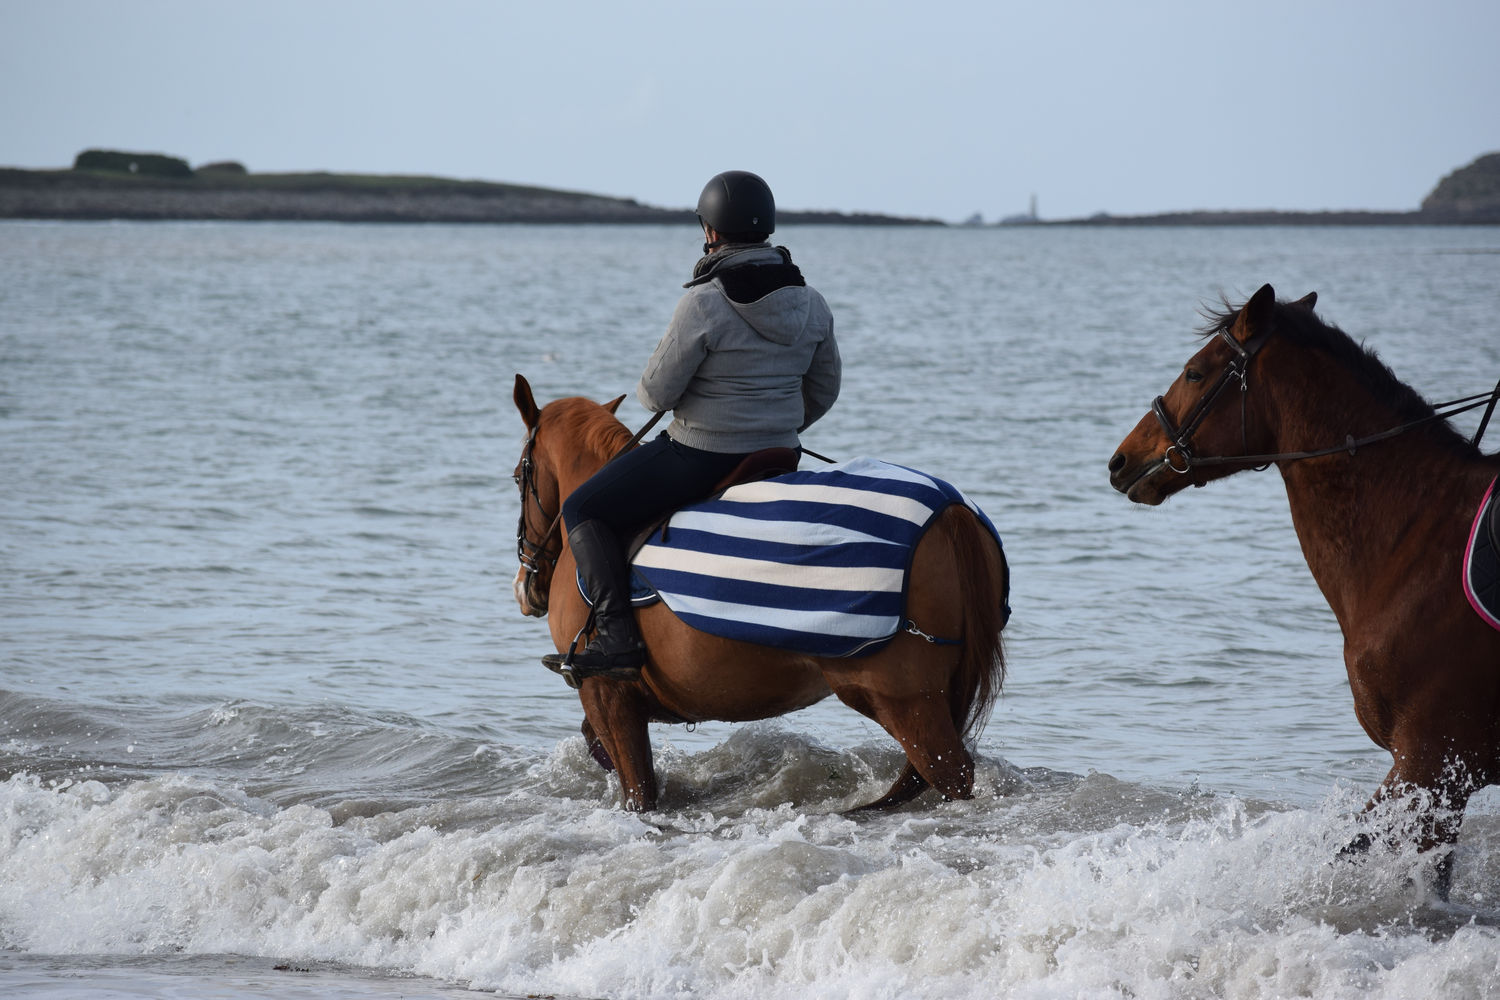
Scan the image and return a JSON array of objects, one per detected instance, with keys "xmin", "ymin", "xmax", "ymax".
[
  {"xmin": 572, "ymin": 447, "xmax": 802, "ymax": 608},
  {"xmin": 1463, "ymin": 475, "xmax": 1500, "ymax": 632},
  {"xmin": 623, "ymin": 446, "xmax": 800, "ymax": 559}
]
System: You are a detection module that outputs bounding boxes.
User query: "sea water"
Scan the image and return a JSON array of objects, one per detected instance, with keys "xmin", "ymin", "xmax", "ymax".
[{"xmin": 2, "ymin": 220, "xmax": 1499, "ymax": 998}]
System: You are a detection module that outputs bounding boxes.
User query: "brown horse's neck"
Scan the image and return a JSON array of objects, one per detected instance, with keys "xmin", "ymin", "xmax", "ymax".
[
  {"xmin": 545, "ymin": 399, "xmax": 635, "ymax": 499},
  {"xmin": 1258, "ymin": 347, "xmax": 1491, "ymax": 624}
]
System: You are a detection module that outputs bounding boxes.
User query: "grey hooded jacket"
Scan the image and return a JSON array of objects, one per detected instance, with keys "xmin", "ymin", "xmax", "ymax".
[{"xmin": 637, "ymin": 245, "xmax": 840, "ymax": 453}]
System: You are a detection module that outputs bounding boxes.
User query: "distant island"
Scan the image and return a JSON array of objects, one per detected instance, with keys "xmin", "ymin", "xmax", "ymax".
[
  {"xmin": 1029, "ymin": 152, "xmax": 1500, "ymax": 226},
  {"xmin": 1, "ymin": 148, "xmax": 1496, "ymax": 225},
  {"xmin": 0, "ymin": 149, "xmax": 940, "ymax": 226}
]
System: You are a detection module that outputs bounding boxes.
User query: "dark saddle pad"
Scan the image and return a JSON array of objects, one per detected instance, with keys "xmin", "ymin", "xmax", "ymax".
[{"xmin": 1463, "ymin": 475, "xmax": 1500, "ymax": 631}]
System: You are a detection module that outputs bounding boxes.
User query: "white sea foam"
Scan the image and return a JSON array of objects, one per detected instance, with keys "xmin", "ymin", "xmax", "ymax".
[{"xmin": 3, "ymin": 734, "xmax": 1497, "ymax": 1000}]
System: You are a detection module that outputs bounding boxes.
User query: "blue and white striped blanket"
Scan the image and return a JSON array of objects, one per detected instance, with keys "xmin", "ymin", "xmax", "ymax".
[{"xmin": 623, "ymin": 457, "xmax": 1003, "ymax": 657}]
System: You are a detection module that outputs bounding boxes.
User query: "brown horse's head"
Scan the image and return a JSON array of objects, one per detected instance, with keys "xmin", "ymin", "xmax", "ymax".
[
  {"xmin": 1108, "ymin": 284, "xmax": 1318, "ymax": 505},
  {"xmin": 510, "ymin": 374, "xmax": 626, "ymax": 616}
]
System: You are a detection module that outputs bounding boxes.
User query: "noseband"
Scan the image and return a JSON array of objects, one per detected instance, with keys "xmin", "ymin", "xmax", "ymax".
[
  {"xmin": 515, "ymin": 426, "xmax": 563, "ymax": 592},
  {"xmin": 1152, "ymin": 328, "xmax": 1269, "ymax": 475}
]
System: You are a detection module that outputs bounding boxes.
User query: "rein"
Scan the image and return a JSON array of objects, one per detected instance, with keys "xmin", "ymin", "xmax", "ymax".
[
  {"xmin": 515, "ymin": 409, "xmax": 665, "ymax": 592},
  {"xmin": 1154, "ymin": 330, "xmax": 1500, "ymax": 475}
]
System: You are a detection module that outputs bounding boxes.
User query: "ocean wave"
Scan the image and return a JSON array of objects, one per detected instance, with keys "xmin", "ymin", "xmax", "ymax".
[{"xmin": 2, "ymin": 726, "xmax": 1497, "ymax": 1000}]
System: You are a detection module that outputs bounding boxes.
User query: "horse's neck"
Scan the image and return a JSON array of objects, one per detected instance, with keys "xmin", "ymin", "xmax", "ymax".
[
  {"xmin": 1265, "ymin": 359, "xmax": 1477, "ymax": 619},
  {"xmin": 555, "ymin": 421, "xmax": 631, "ymax": 499},
  {"xmin": 558, "ymin": 451, "xmax": 611, "ymax": 498}
]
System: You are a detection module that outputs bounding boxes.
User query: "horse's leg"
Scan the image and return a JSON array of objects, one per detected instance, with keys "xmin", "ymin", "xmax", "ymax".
[
  {"xmin": 848, "ymin": 761, "xmax": 928, "ymax": 812},
  {"xmin": 873, "ymin": 693, "xmax": 975, "ymax": 802},
  {"xmin": 576, "ymin": 678, "xmax": 657, "ymax": 811},
  {"xmin": 1350, "ymin": 755, "xmax": 1479, "ymax": 900},
  {"xmin": 827, "ymin": 662, "xmax": 975, "ymax": 809},
  {"xmin": 579, "ymin": 718, "xmax": 615, "ymax": 772}
]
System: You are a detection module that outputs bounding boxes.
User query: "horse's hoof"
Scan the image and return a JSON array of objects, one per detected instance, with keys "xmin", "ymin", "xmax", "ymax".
[
  {"xmin": 588, "ymin": 738, "xmax": 615, "ymax": 772},
  {"xmin": 1338, "ymin": 832, "xmax": 1375, "ymax": 859}
]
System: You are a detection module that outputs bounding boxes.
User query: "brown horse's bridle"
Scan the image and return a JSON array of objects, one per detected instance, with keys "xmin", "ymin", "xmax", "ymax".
[
  {"xmin": 514, "ymin": 425, "xmax": 563, "ymax": 595},
  {"xmin": 1153, "ymin": 328, "xmax": 1269, "ymax": 475},
  {"xmin": 512, "ymin": 407, "xmax": 668, "ymax": 598},
  {"xmin": 1153, "ymin": 330, "xmax": 1500, "ymax": 476}
]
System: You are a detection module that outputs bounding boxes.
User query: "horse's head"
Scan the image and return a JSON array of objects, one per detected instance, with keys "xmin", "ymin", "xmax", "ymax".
[
  {"xmin": 1108, "ymin": 284, "xmax": 1318, "ymax": 505},
  {"xmin": 510, "ymin": 374, "xmax": 626, "ymax": 616}
]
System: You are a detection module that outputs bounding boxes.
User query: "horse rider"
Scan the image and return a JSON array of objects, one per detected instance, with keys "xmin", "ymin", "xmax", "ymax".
[{"xmin": 546, "ymin": 170, "xmax": 842, "ymax": 682}]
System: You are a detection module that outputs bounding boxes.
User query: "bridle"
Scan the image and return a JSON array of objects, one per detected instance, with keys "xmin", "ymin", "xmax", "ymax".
[
  {"xmin": 1152, "ymin": 328, "xmax": 1270, "ymax": 475},
  {"xmin": 514, "ymin": 425, "xmax": 563, "ymax": 595},
  {"xmin": 512, "ymin": 407, "xmax": 669, "ymax": 599},
  {"xmin": 1152, "ymin": 329, "xmax": 1500, "ymax": 476}
]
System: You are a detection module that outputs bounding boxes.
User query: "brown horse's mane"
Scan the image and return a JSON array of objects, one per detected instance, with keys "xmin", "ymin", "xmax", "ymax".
[
  {"xmin": 1199, "ymin": 296, "xmax": 1479, "ymax": 455},
  {"xmin": 546, "ymin": 396, "xmax": 634, "ymax": 461}
]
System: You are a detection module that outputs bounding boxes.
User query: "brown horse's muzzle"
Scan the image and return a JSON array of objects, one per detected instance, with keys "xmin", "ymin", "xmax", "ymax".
[
  {"xmin": 1109, "ymin": 412, "xmax": 1178, "ymax": 505},
  {"xmin": 514, "ymin": 567, "xmax": 548, "ymax": 617}
]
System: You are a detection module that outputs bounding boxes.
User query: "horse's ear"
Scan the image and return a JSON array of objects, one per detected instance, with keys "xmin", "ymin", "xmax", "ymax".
[
  {"xmin": 603, "ymin": 394, "xmax": 626, "ymax": 415},
  {"xmin": 1233, "ymin": 283, "xmax": 1277, "ymax": 343},
  {"xmin": 514, "ymin": 373, "xmax": 541, "ymax": 429},
  {"xmin": 1292, "ymin": 291, "xmax": 1317, "ymax": 311}
]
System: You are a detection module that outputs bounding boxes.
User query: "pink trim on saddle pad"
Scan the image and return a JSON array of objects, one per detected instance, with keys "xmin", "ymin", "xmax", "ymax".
[{"xmin": 1462, "ymin": 475, "xmax": 1500, "ymax": 632}]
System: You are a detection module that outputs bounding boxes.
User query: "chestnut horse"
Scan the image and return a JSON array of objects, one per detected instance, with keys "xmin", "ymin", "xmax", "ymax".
[
  {"xmin": 1108, "ymin": 284, "xmax": 1500, "ymax": 891},
  {"xmin": 511, "ymin": 374, "xmax": 1009, "ymax": 812}
]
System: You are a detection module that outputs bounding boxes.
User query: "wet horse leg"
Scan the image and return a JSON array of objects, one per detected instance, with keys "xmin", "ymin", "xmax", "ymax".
[
  {"xmin": 829, "ymin": 667, "xmax": 974, "ymax": 809},
  {"xmin": 579, "ymin": 718, "xmax": 615, "ymax": 772},
  {"xmin": 849, "ymin": 761, "xmax": 928, "ymax": 811},
  {"xmin": 576, "ymin": 677, "xmax": 657, "ymax": 810},
  {"xmin": 1346, "ymin": 756, "xmax": 1479, "ymax": 900},
  {"xmin": 874, "ymin": 695, "xmax": 975, "ymax": 801}
]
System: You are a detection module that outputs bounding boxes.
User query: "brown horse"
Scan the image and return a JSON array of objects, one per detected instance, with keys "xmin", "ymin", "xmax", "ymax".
[
  {"xmin": 1108, "ymin": 283, "xmax": 1500, "ymax": 890},
  {"xmin": 511, "ymin": 374, "xmax": 1009, "ymax": 812}
]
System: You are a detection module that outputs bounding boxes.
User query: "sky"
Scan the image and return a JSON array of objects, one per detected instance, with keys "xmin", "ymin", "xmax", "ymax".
[{"xmin": 2, "ymin": 0, "xmax": 1497, "ymax": 223}]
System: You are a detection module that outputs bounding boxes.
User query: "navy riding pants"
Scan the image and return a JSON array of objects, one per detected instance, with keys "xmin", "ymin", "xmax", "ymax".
[{"xmin": 561, "ymin": 432, "xmax": 751, "ymax": 536}]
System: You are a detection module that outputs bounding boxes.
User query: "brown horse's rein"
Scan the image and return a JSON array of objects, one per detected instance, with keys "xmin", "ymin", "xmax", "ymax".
[
  {"xmin": 515, "ymin": 410, "xmax": 666, "ymax": 591},
  {"xmin": 1155, "ymin": 330, "xmax": 1500, "ymax": 474}
]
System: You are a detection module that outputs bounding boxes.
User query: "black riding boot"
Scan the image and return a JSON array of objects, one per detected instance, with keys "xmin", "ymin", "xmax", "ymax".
[{"xmin": 541, "ymin": 520, "xmax": 645, "ymax": 685}]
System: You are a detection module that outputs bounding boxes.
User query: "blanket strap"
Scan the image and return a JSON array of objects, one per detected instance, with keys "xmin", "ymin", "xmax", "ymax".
[{"xmin": 904, "ymin": 619, "xmax": 963, "ymax": 646}]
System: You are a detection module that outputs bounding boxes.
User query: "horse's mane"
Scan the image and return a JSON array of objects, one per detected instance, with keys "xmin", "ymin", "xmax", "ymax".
[
  {"xmin": 1199, "ymin": 295, "xmax": 1477, "ymax": 453},
  {"xmin": 545, "ymin": 396, "xmax": 633, "ymax": 460}
]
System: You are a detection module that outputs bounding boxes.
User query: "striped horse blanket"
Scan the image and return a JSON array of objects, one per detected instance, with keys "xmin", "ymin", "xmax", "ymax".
[{"xmin": 620, "ymin": 457, "xmax": 1003, "ymax": 657}]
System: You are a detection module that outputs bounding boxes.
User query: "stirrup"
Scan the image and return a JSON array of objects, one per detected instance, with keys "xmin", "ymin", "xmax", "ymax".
[
  {"xmin": 541, "ymin": 608, "xmax": 643, "ymax": 688},
  {"xmin": 541, "ymin": 647, "xmax": 643, "ymax": 689}
]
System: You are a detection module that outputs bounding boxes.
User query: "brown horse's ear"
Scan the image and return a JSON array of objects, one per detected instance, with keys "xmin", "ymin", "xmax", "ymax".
[
  {"xmin": 603, "ymin": 394, "xmax": 626, "ymax": 415},
  {"xmin": 514, "ymin": 373, "xmax": 541, "ymax": 429},
  {"xmin": 1233, "ymin": 283, "xmax": 1277, "ymax": 343},
  {"xmin": 1292, "ymin": 291, "xmax": 1318, "ymax": 310}
]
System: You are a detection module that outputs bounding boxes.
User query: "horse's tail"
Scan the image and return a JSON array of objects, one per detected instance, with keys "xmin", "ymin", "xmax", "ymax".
[{"xmin": 941, "ymin": 504, "xmax": 1009, "ymax": 742}]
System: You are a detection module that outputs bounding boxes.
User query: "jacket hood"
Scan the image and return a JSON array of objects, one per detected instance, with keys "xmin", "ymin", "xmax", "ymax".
[
  {"xmin": 687, "ymin": 245, "xmax": 815, "ymax": 346},
  {"xmin": 724, "ymin": 283, "xmax": 814, "ymax": 345}
]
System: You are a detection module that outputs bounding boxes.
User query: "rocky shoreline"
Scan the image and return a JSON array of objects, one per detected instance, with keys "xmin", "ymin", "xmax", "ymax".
[
  {"xmin": 0, "ymin": 167, "xmax": 941, "ymax": 226},
  {"xmin": 1038, "ymin": 207, "xmax": 1497, "ymax": 226}
]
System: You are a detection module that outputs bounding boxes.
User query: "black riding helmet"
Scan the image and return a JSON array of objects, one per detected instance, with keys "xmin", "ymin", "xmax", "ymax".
[{"xmin": 696, "ymin": 170, "xmax": 775, "ymax": 241}]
